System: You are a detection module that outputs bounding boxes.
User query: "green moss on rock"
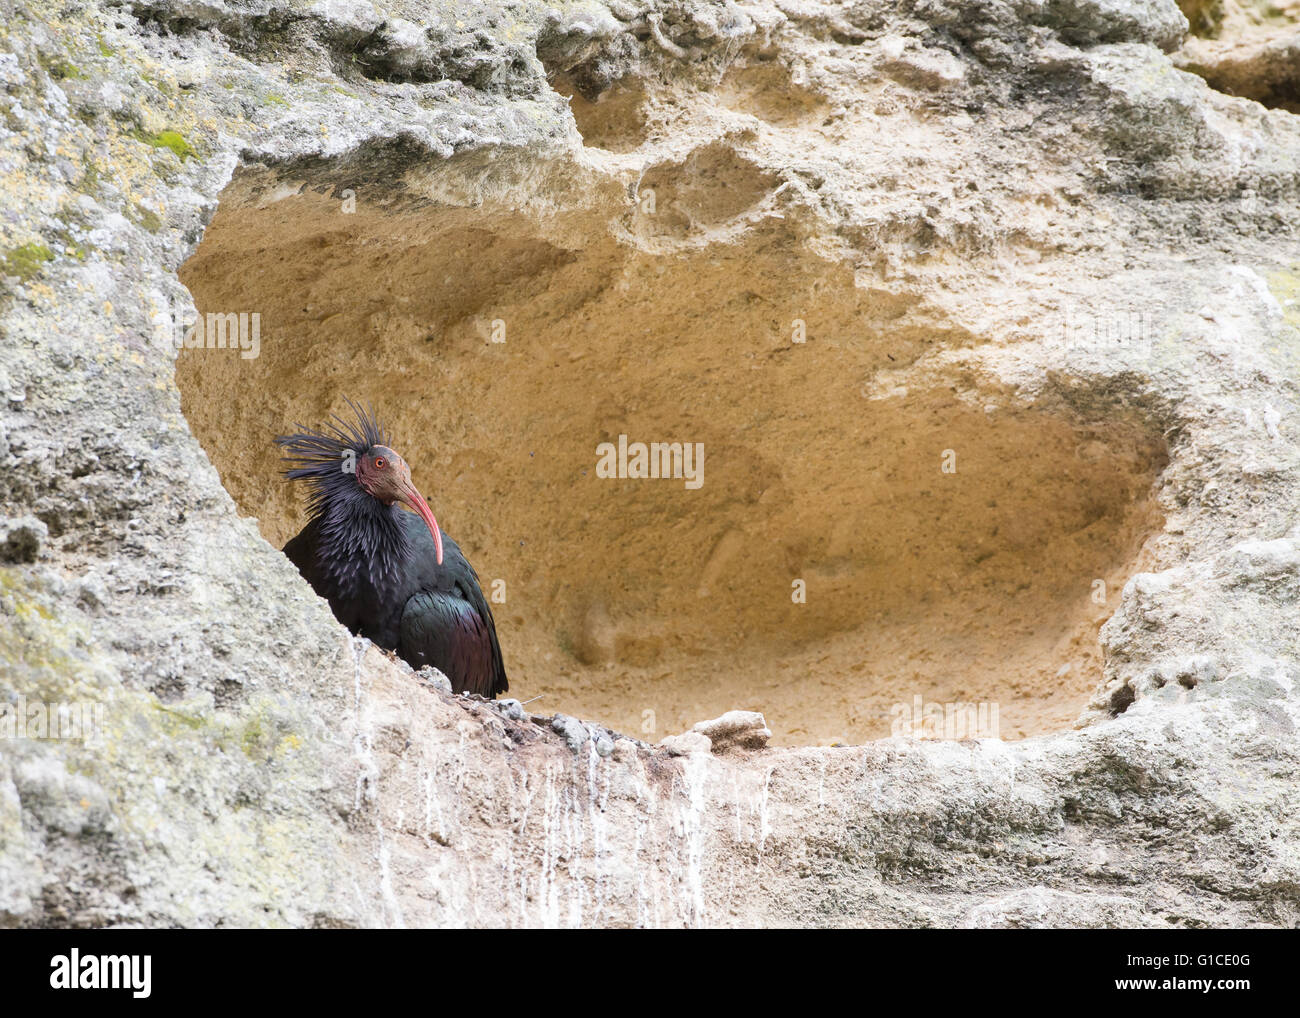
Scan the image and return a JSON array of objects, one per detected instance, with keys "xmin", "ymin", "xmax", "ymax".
[
  {"xmin": 138, "ymin": 129, "xmax": 195, "ymax": 161},
  {"xmin": 2, "ymin": 243, "xmax": 54, "ymax": 281}
]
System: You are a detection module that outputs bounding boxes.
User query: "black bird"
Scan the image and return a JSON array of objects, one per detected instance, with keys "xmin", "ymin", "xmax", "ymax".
[{"xmin": 276, "ymin": 400, "xmax": 508, "ymax": 698}]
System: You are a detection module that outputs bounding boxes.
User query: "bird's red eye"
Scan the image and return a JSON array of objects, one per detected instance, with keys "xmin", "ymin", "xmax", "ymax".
[{"xmin": 374, "ymin": 457, "xmax": 385, "ymax": 469}]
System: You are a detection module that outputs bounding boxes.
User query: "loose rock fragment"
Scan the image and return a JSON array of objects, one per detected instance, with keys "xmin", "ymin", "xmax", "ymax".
[
  {"xmin": 495, "ymin": 698, "xmax": 527, "ymax": 721},
  {"xmin": 551, "ymin": 713, "xmax": 591, "ymax": 752},
  {"xmin": 692, "ymin": 710, "xmax": 771, "ymax": 753},
  {"xmin": 416, "ymin": 666, "xmax": 452, "ymax": 694},
  {"xmin": 659, "ymin": 731, "xmax": 712, "ymax": 756}
]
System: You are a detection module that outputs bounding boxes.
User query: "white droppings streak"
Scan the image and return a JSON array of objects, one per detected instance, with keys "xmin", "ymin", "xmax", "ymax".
[
  {"xmin": 585, "ymin": 741, "xmax": 612, "ymax": 924},
  {"xmin": 563, "ymin": 752, "xmax": 587, "ymax": 928},
  {"xmin": 756, "ymin": 765, "xmax": 774, "ymax": 857},
  {"xmin": 350, "ymin": 637, "xmax": 377, "ymax": 812},
  {"xmin": 537, "ymin": 763, "xmax": 562, "ymax": 927},
  {"xmin": 423, "ymin": 766, "xmax": 449, "ymax": 846},
  {"xmin": 679, "ymin": 753, "xmax": 710, "ymax": 926},
  {"xmin": 375, "ymin": 813, "xmax": 406, "ymax": 928},
  {"xmin": 348, "ymin": 637, "xmax": 404, "ymax": 927},
  {"xmin": 630, "ymin": 758, "xmax": 656, "ymax": 929}
]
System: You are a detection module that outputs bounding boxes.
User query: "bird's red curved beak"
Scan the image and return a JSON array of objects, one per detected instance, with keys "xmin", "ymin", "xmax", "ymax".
[{"xmin": 397, "ymin": 481, "xmax": 444, "ymax": 565}]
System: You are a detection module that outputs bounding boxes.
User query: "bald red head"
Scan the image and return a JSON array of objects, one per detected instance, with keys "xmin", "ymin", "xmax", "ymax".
[{"xmin": 356, "ymin": 446, "xmax": 444, "ymax": 565}]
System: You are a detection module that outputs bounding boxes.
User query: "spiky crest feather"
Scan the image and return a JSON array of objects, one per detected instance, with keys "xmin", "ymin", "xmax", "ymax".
[{"xmin": 275, "ymin": 398, "xmax": 409, "ymax": 597}]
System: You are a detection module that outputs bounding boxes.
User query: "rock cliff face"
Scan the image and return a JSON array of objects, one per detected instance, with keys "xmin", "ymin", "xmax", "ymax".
[{"xmin": 1, "ymin": 0, "xmax": 1299, "ymax": 926}]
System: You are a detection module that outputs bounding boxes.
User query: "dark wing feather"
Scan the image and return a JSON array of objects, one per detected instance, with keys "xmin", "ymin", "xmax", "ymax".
[
  {"xmin": 401, "ymin": 590, "xmax": 507, "ymax": 697},
  {"xmin": 399, "ymin": 514, "xmax": 508, "ymax": 698}
]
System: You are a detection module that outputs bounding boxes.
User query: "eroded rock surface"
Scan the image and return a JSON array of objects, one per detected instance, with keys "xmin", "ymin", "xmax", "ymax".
[{"xmin": 1, "ymin": 0, "xmax": 1299, "ymax": 927}]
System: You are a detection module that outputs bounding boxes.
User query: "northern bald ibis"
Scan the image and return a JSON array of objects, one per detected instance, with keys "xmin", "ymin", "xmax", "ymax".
[{"xmin": 276, "ymin": 400, "xmax": 508, "ymax": 698}]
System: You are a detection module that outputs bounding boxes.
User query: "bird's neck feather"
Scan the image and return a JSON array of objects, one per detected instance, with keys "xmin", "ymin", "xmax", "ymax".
[{"xmin": 314, "ymin": 485, "xmax": 413, "ymax": 597}]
